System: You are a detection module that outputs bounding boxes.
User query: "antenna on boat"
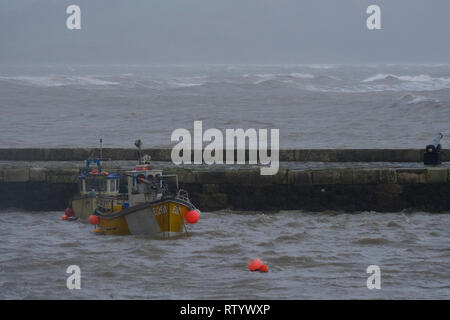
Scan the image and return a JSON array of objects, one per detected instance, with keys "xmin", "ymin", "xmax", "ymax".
[
  {"xmin": 135, "ymin": 139, "xmax": 142, "ymax": 164},
  {"xmin": 99, "ymin": 138, "xmax": 103, "ymax": 160}
]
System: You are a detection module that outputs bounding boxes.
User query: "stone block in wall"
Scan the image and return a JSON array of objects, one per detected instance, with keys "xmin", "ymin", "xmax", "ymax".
[
  {"xmin": 352, "ymin": 169, "xmax": 378, "ymax": 184},
  {"xmin": 294, "ymin": 150, "xmax": 326, "ymax": 162},
  {"xmin": 383, "ymin": 149, "xmax": 422, "ymax": 162},
  {"xmin": 312, "ymin": 150, "xmax": 338, "ymax": 162},
  {"xmin": 3, "ymin": 168, "xmax": 30, "ymax": 182},
  {"xmin": 197, "ymin": 193, "xmax": 228, "ymax": 211},
  {"xmin": 441, "ymin": 149, "xmax": 449, "ymax": 161},
  {"xmin": 426, "ymin": 168, "xmax": 448, "ymax": 184},
  {"xmin": 46, "ymin": 169, "xmax": 79, "ymax": 184},
  {"xmin": 397, "ymin": 169, "xmax": 427, "ymax": 184},
  {"xmin": 287, "ymin": 170, "xmax": 312, "ymax": 186},
  {"xmin": 145, "ymin": 149, "xmax": 172, "ymax": 161},
  {"xmin": 340, "ymin": 168, "xmax": 354, "ymax": 184},
  {"xmin": 195, "ymin": 170, "xmax": 229, "ymax": 184},
  {"xmin": 375, "ymin": 184, "xmax": 403, "ymax": 196},
  {"xmin": 336, "ymin": 149, "xmax": 383, "ymax": 162},
  {"xmin": 374, "ymin": 184, "xmax": 405, "ymax": 210},
  {"xmin": 280, "ymin": 150, "xmax": 295, "ymax": 161},
  {"xmin": 379, "ymin": 168, "xmax": 397, "ymax": 184},
  {"xmin": 272, "ymin": 169, "xmax": 289, "ymax": 184},
  {"xmin": 169, "ymin": 168, "xmax": 197, "ymax": 184},
  {"xmin": 30, "ymin": 168, "xmax": 47, "ymax": 182},
  {"xmin": 311, "ymin": 168, "xmax": 352, "ymax": 185},
  {"xmin": 311, "ymin": 169, "xmax": 341, "ymax": 185},
  {"xmin": 352, "ymin": 168, "xmax": 397, "ymax": 185},
  {"xmin": 202, "ymin": 184, "xmax": 220, "ymax": 194},
  {"xmin": 232, "ymin": 169, "xmax": 274, "ymax": 186},
  {"xmin": 293, "ymin": 150, "xmax": 302, "ymax": 161}
]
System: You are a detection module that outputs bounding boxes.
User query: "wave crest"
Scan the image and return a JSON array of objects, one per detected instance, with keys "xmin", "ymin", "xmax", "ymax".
[{"xmin": 363, "ymin": 73, "xmax": 450, "ymax": 83}]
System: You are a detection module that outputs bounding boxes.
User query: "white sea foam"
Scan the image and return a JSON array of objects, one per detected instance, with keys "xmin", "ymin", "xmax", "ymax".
[
  {"xmin": 165, "ymin": 76, "xmax": 207, "ymax": 88},
  {"xmin": 404, "ymin": 95, "xmax": 440, "ymax": 105},
  {"xmin": 289, "ymin": 72, "xmax": 315, "ymax": 79},
  {"xmin": 253, "ymin": 73, "xmax": 315, "ymax": 84},
  {"xmin": 363, "ymin": 73, "xmax": 450, "ymax": 83},
  {"xmin": 363, "ymin": 74, "xmax": 398, "ymax": 82},
  {"xmin": 0, "ymin": 75, "xmax": 120, "ymax": 87},
  {"xmin": 70, "ymin": 76, "xmax": 120, "ymax": 86},
  {"xmin": 0, "ymin": 76, "xmax": 66, "ymax": 87},
  {"xmin": 253, "ymin": 73, "xmax": 278, "ymax": 84}
]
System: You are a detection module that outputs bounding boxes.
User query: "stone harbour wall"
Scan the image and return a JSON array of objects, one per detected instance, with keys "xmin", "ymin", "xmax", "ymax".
[
  {"xmin": 1, "ymin": 165, "xmax": 449, "ymax": 212},
  {"xmin": 0, "ymin": 148, "xmax": 449, "ymax": 162}
]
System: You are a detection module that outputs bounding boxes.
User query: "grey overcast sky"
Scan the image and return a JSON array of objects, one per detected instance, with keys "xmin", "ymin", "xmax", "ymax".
[{"xmin": 1, "ymin": 0, "xmax": 449, "ymax": 64}]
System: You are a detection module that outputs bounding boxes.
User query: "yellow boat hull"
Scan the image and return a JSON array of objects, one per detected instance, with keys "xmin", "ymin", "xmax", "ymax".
[{"xmin": 94, "ymin": 198, "xmax": 195, "ymax": 237}]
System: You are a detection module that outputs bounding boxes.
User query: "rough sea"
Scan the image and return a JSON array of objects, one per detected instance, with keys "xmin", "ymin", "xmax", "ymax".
[
  {"xmin": 0, "ymin": 210, "xmax": 449, "ymax": 299},
  {"xmin": 0, "ymin": 64, "xmax": 449, "ymax": 149},
  {"xmin": 0, "ymin": 65, "xmax": 449, "ymax": 299}
]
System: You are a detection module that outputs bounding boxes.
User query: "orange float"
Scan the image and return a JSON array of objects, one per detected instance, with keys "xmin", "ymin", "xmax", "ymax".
[
  {"xmin": 185, "ymin": 210, "xmax": 199, "ymax": 224},
  {"xmin": 248, "ymin": 258, "xmax": 264, "ymax": 271},
  {"xmin": 89, "ymin": 214, "xmax": 99, "ymax": 225}
]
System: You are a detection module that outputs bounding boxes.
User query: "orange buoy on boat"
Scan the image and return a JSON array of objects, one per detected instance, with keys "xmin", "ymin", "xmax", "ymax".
[
  {"xmin": 248, "ymin": 258, "xmax": 268, "ymax": 272},
  {"xmin": 185, "ymin": 209, "xmax": 199, "ymax": 224},
  {"xmin": 89, "ymin": 214, "xmax": 99, "ymax": 225}
]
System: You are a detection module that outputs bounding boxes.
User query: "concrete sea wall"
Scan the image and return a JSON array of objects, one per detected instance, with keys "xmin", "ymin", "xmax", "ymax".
[
  {"xmin": 0, "ymin": 148, "xmax": 449, "ymax": 162},
  {"xmin": 1, "ymin": 162, "xmax": 449, "ymax": 212}
]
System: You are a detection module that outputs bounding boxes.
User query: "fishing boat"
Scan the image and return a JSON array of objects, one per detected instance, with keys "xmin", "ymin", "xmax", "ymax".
[
  {"xmin": 64, "ymin": 158, "xmax": 123, "ymax": 221},
  {"xmin": 89, "ymin": 162, "xmax": 200, "ymax": 237},
  {"xmin": 65, "ymin": 139, "xmax": 200, "ymax": 236}
]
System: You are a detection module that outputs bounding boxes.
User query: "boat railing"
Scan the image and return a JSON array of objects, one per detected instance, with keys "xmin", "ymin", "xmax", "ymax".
[{"xmin": 176, "ymin": 189, "xmax": 191, "ymax": 204}]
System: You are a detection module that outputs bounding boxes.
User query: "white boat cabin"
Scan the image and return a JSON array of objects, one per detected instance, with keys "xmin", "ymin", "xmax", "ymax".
[{"xmin": 127, "ymin": 165, "xmax": 165, "ymax": 206}]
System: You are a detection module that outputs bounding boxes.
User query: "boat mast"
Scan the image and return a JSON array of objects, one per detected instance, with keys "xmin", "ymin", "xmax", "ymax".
[
  {"xmin": 135, "ymin": 139, "xmax": 142, "ymax": 164},
  {"xmin": 99, "ymin": 138, "xmax": 103, "ymax": 161}
]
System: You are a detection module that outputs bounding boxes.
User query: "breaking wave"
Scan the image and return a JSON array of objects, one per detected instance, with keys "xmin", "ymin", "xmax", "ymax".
[
  {"xmin": 363, "ymin": 73, "xmax": 450, "ymax": 83},
  {"xmin": 406, "ymin": 95, "xmax": 440, "ymax": 105},
  {"xmin": 360, "ymin": 73, "xmax": 450, "ymax": 91}
]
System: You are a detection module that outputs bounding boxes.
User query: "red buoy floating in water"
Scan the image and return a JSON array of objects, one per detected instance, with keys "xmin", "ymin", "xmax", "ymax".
[
  {"xmin": 89, "ymin": 214, "xmax": 99, "ymax": 225},
  {"xmin": 248, "ymin": 258, "xmax": 268, "ymax": 272},
  {"xmin": 62, "ymin": 207, "xmax": 74, "ymax": 220},
  {"xmin": 65, "ymin": 208, "xmax": 74, "ymax": 217},
  {"xmin": 259, "ymin": 264, "xmax": 269, "ymax": 272},
  {"xmin": 185, "ymin": 209, "xmax": 199, "ymax": 224}
]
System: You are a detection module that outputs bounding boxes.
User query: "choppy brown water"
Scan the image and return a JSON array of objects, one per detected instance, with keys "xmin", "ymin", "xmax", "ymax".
[{"xmin": 0, "ymin": 210, "xmax": 449, "ymax": 299}]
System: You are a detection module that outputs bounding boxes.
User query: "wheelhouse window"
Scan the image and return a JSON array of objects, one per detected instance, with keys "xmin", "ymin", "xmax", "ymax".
[
  {"xmin": 85, "ymin": 176, "xmax": 106, "ymax": 192},
  {"xmin": 110, "ymin": 180, "xmax": 116, "ymax": 192}
]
